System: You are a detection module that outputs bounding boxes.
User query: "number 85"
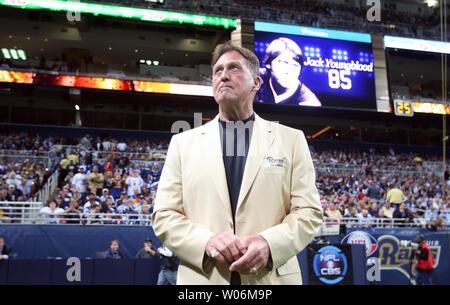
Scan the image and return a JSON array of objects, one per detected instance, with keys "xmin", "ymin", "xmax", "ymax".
[{"xmin": 328, "ymin": 69, "xmax": 352, "ymax": 90}]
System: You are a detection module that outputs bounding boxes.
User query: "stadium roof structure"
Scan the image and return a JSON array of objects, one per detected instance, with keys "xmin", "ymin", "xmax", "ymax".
[{"xmin": 0, "ymin": 0, "xmax": 237, "ymax": 29}]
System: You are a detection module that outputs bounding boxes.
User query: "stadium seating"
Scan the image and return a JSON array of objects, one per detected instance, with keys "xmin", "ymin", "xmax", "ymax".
[{"xmin": 0, "ymin": 127, "xmax": 448, "ymax": 229}]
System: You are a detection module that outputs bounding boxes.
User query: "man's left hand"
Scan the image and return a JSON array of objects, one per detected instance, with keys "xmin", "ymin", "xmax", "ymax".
[{"xmin": 229, "ymin": 235, "xmax": 270, "ymax": 275}]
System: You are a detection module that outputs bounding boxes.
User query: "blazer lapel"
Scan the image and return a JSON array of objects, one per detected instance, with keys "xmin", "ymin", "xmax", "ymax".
[
  {"xmin": 236, "ymin": 113, "xmax": 274, "ymax": 214},
  {"xmin": 200, "ymin": 115, "xmax": 233, "ymax": 218}
]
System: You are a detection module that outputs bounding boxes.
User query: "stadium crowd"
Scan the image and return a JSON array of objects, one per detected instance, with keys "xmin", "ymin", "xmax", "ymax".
[
  {"xmin": 0, "ymin": 131, "xmax": 64, "ymax": 202},
  {"xmin": 0, "ymin": 130, "xmax": 449, "ymax": 229},
  {"xmin": 38, "ymin": 134, "xmax": 168, "ymax": 225},
  {"xmin": 314, "ymin": 148, "xmax": 450, "ymax": 230}
]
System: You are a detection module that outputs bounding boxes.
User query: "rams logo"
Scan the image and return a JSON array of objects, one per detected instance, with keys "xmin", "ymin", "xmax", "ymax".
[{"xmin": 377, "ymin": 235, "xmax": 441, "ymax": 279}]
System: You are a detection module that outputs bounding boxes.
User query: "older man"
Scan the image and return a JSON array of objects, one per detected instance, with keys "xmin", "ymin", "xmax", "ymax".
[{"xmin": 152, "ymin": 41, "xmax": 323, "ymax": 285}]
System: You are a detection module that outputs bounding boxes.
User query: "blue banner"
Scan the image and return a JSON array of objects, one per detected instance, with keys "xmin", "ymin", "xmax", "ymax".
[{"xmin": 0, "ymin": 224, "xmax": 162, "ymax": 259}]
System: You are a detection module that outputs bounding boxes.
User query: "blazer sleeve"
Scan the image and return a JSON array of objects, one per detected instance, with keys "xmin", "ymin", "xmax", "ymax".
[
  {"xmin": 259, "ymin": 130, "xmax": 323, "ymax": 270},
  {"xmin": 151, "ymin": 135, "xmax": 216, "ymax": 274}
]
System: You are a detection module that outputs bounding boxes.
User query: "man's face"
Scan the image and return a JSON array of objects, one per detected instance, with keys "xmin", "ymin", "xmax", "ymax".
[
  {"xmin": 111, "ymin": 241, "xmax": 119, "ymax": 251},
  {"xmin": 270, "ymin": 52, "xmax": 301, "ymax": 89},
  {"xmin": 0, "ymin": 238, "xmax": 4, "ymax": 248},
  {"xmin": 212, "ymin": 51, "xmax": 259, "ymax": 107}
]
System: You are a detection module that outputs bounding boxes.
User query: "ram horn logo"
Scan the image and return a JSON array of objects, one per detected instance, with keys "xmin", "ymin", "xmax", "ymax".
[{"xmin": 341, "ymin": 231, "xmax": 378, "ymax": 257}]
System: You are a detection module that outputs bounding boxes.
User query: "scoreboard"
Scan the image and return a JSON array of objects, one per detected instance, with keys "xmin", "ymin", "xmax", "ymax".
[{"xmin": 254, "ymin": 21, "xmax": 377, "ymax": 111}]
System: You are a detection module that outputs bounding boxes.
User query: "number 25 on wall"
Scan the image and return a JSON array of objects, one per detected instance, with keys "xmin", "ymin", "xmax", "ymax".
[{"xmin": 394, "ymin": 100, "xmax": 414, "ymax": 117}]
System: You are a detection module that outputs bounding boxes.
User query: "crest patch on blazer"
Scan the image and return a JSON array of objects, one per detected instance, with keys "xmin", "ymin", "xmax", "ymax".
[{"xmin": 267, "ymin": 156, "xmax": 285, "ymax": 168}]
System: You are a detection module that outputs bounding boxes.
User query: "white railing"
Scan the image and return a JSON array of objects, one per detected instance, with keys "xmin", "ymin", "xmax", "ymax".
[
  {"xmin": 0, "ymin": 201, "xmax": 43, "ymax": 224},
  {"xmin": 320, "ymin": 217, "xmax": 450, "ymax": 233},
  {"xmin": 314, "ymin": 162, "xmax": 445, "ymax": 177},
  {"xmin": 57, "ymin": 145, "xmax": 167, "ymax": 164},
  {"xmin": 1, "ymin": 210, "xmax": 152, "ymax": 226},
  {"xmin": 31, "ymin": 168, "xmax": 60, "ymax": 204}
]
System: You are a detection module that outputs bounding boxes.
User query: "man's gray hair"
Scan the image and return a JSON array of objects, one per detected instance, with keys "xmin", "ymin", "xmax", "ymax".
[{"xmin": 211, "ymin": 41, "xmax": 260, "ymax": 77}]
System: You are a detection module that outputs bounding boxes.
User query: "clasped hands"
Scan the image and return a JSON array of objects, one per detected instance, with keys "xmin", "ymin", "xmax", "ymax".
[{"xmin": 205, "ymin": 231, "xmax": 271, "ymax": 275}]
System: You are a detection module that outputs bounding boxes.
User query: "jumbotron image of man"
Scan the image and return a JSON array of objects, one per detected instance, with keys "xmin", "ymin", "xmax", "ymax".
[{"xmin": 257, "ymin": 37, "xmax": 322, "ymax": 107}]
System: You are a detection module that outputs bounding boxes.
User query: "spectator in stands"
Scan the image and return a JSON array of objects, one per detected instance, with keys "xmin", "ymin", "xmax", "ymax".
[
  {"xmin": 90, "ymin": 158, "xmax": 104, "ymax": 174},
  {"xmin": 72, "ymin": 166, "xmax": 88, "ymax": 194},
  {"xmin": 117, "ymin": 198, "xmax": 135, "ymax": 214},
  {"xmin": 140, "ymin": 204, "xmax": 152, "ymax": 226},
  {"xmin": 376, "ymin": 209, "xmax": 391, "ymax": 228},
  {"xmin": 110, "ymin": 170, "xmax": 124, "ymax": 199},
  {"xmin": 104, "ymin": 156, "xmax": 114, "ymax": 175},
  {"xmin": 381, "ymin": 201, "xmax": 395, "ymax": 219},
  {"xmin": 358, "ymin": 196, "xmax": 371, "ymax": 211},
  {"xmin": 393, "ymin": 202, "xmax": 414, "ymax": 226},
  {"xmin": 72, "ymin": 190, "xmax": 84, "ymax": 205},
  {"xmin": 99, "ymin": 188, "xmax": 114, "ymax": 204},
  {"xmin": 367, "ymin": 181, "xmax": 381, "ymax": 200},
  {"xmin": 40, "ymin": 199, "xmax": 64, "ymax": 224},
  {"xmin": 133, "ymin": 195, "xmax": 148, "ymax": 213},
  {"xmin": 0, "ymin": 237, "xmax": 11, "ymax": 260},
  {"xmin": 82, "ymin": 193, "xmax": 100, "ymax": 214},
  {"xmin": 368, "ymin": 201, "xmax": 379, "ymax": 217},
  {"xmin": 104, "ymin": 239, "xmax": 124, "ymax": 259},
  {"xmin": 6, "ymin": 184, "xmax": 23, "ymax": 201},
  {"xmin": 102, "ymin": 137, "xmax": 111, "ymax": 152},
  {"xmin": 64, "ymin": 198, "xmax": 82, "ymax": 224},
  {"xmin": 125, "ymin": 169, "xmax": 144, "ymax": 198},
  {"xmin": 136, "ymin": 238, "xmax": 157, "ymax": 258},
  {"xmin": 0, "ymin": 199, "xmax": 11, "ymax": 223},
  {"xmin": 86, "ymin": 203, "xmax": 102, "ymax": 225},
  {"xmin": 100, "ymin": 197, "xmax": 115, "ymax": 214},
  {"xmin": 114, "ymin": 191, "xmax": 128, "ymax": 209},
  {"xmin": 88, "ymin": 165, "xmax": 104, "ymax": 196},
  {"xmin": 66, "ymin": 159, "xmax": 77, "ymax": 174},
  {"xmin": 54, "ymin": 195, "xmax": 67, "ymax": 210},
  {"xmin": 386, "ymin": 184, "xmax": 405, "ymax": 209},
  {"xmin": 80, "ymin": 135, "xmax": 92, "ymax": 151},
  {"xmin": 5, "ymin": 171, "xmax": 22, "ymax": 189},
  {"xmin": 357, "ymin": 209, "xmax": 373, "ymax": 228},
  {"xmin": 117, "ymin": 140, "xmax": 127, "ymax": 152},
  {"xmin": 63, "ymin": 170, "xmax": 75, "ymax": 189},
  {"xmin": 424, "ymin": 201, "xmax": 443, "ymax": 231},
  {"xmin": 325, "ymin": 202, "xmax": 342, "ymax": 219},
  {"xmin": 257, "ymin": 37, "xmax": 321, "ymax": 107}
]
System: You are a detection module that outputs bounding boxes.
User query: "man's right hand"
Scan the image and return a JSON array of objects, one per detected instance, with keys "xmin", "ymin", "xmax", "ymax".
[{"xmin": 205, "ymin": 231, "xmax": 247, "ymax": 264}]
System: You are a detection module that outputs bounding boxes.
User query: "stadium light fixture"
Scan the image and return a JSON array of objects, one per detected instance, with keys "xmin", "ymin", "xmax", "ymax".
[
  {"xmin": 1, "ymin": 48, "xmax": 11, "ymax": 59},
  {"xmin": 424, "ymin": 0, "xmax": 438, "ymax": 7},
  {"xmin": 1, "ymin": 48, "xmax": 27, "ymax": 60},
  {"xmin": 0, "ymin": 0, "xmax": 237, "ymax": 29}
]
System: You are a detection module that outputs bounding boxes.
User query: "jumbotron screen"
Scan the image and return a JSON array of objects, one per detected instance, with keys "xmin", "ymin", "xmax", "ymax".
[{"xmin": 254, "ymin": 21, "xmax": 377, "ymax": 111}]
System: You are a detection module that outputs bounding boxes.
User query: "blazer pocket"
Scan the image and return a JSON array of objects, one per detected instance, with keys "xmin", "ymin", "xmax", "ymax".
[{"xmin": 276, "ymin": 257, "xmax": 300, "ymax": 276}]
